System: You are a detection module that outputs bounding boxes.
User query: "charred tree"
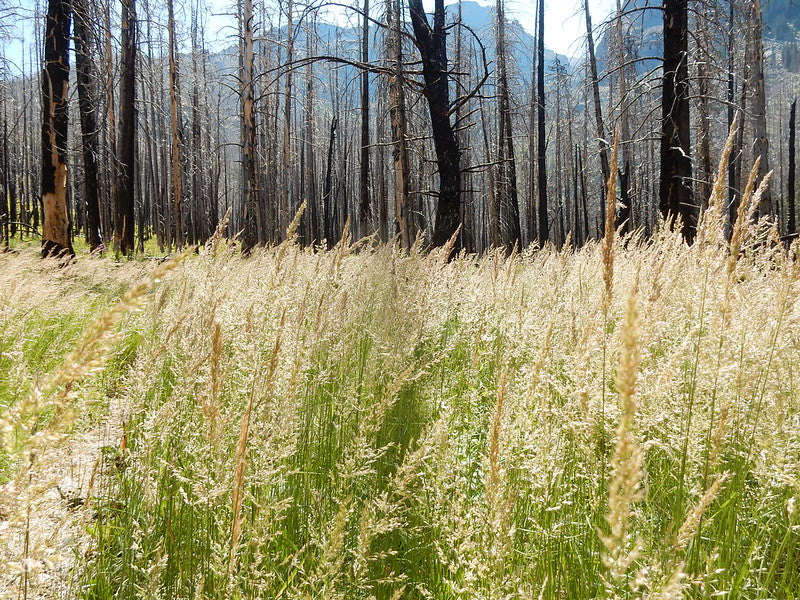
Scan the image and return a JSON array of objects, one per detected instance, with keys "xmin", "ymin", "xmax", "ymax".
[
  {"xmin": 659, "ymin": 0, "xmax": 694, "ymax": 243},
  {"xmin": 789, "ymin": 98, "xmax": 796, "ymax": 237},
  {"xmin": 240, "ymin": 0, "xmax": 258, "ymax": 252},
  {"xmin": 40, "ymin": 0, "xmax": 74, "ymax": 257},
  {"xmin": 583, "ymin": 0, "xmax": 611, "ymax": 202},
  {"xmin": 359, "ymin": 0, "xmax": 371, "ymax": 237},
  {"xmin": 748, "ymin": 0, "xmax": 771, "ymax": 218},
  {"xmin": 115, "ymin": 0, "xmax": 137, "ymax": 254},
  {"xmin": 167, "ymin": 0, "xmax": 184, "ymax": 248},
  {"xmin": 536, "ymin": 0, "xmax": 548, "ymax": 245},
  {"xmin": 387, "ymin": 0, "xmax": 410, "ymax": 248},
  {"xmin": 495, "ymin": 0, "xmax": 520, "ymax": 249},
  {"xmin": 408, "ymin": 0, "xmax": 461, "ymax": 249},
  {"xmin": 73, "ymin": 0, "xmax": 103, "ymax": 251}
]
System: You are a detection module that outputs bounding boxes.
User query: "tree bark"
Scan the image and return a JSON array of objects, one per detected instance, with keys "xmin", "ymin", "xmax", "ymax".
[
  {"xmin": 748, "ymin": 0, "xmax": 771, "ymax": 218},
  {"xmin": 359, "ymin": 0, "xmax": 371, "ymax": 237},
  {"xmin": 167, "ymin": 0, "xmax": 184, "ymax": 248},
  {"xmin": 240, "ymin": 0, "xmax": 258, "ymax": 252},
  {"xmin": 280, "ymin": 0, "xmax": 294, "ymax": 237},
  {"xmin": 115, "ymin": 0, "xmax": 136, "ymax": 254},
  {"xmin": 583, "ymin": 0, "xmax": 610, "ymax": 225},
  {"xmin": 73, "ymin": 0, "xmax": 103, "ymax": 251},
  {"xmin": 536, "ymin": 0, "xmax": 548, "ymax": 245},
  {"xmin": 496, "ymin": 0, "xmax": 520, "ymax": 249},
  {"xmin": 408, "ymin": 0, "xmax": 461, "ymax": 249},
  {"xmin": 387, "ymin": 0, "xmax": 410, "ymax": 249},
  {"xmin": 789, "ymin": 98, "xmax": 796, "ymax": 236},
  {"xmin": 659, "ymin": 0, "xmax": 694, "ymax": 243},
  {"xmin": 41, "ymin": 0, "xmax": 73, "ymax": 257}
]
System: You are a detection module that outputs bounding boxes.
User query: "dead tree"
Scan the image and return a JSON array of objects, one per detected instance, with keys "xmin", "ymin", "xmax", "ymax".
[
  {"xmin": 659, "ymin": 0, "xmax": 694, "ymax": 243},
  {"xmin": 388, "ymin": 0, "xmax": 410, "ymax": 248},
  {"xmin": 408, "ymin": 0, "xmax": 461, "ymax": 249},
  {"xmin": 167, "ymin": 0, "xmax": 184, "ymax": 248},
  {"xmin": 73, "ymin": 0, "xmax": 103, "ymax": 251},
  {"xmin": 240, "ymin": 0, "xmax": 258, "ymax": 252},
  {"xmin": 359, "ymin": 0, "xmax": 371, "ymax": 237},
  {"xmin": 115, "ymin": 0, "xmax": 137, "ymax": 254},
  {"xmin": 536, "ymin": 0, "xmax": 548, "ymax": 245},
  {"xmin": 40, "ymin": 0, "xmax": 74, "ymax": 257},
  {"xmin": 747, "ymin": 0, "xmax": 771, "ymax": 218},
  {"xmin": 583, "ymin": 0, "xmax": 611, "ymax": 208},
  {"xmin": 495, "ymin": 0, "xmax": 520, "ymax": 249},
  {"xmin": 789, "ymin": 98, "xmax": 796, "ymax": 237}
]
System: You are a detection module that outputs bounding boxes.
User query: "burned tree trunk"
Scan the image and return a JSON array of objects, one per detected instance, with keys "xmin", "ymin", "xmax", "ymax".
[
  {"xmin": 359, "ymin": 0, "xmax": 371, "ymax": 237},
  {"xmin": 748, "ymin": 0, "xmax": 771, "ymax": 218},
  {"xmin": 115, "ymin": 0, "xmax": 137, "ymax": 255},
  {"xmin": 239, "ymin": 0, "xmax": 258, "ymax": 252},
  {"xmin": 536, "ymin": 0, "xmax": 548, "ymax": 246},
  {"xmin": 387, "ymin": 0, "xmax": 410, "ymax": 249},
  {"xmin": 408, "ymin": 0, "xmax": 461, "ymax": 249},
  {"xmin": 167, "ymin": 0, "xmax": 184, "ymax": 248},
  {"xmin": 73, "ymin": 0, "xmax": 103, "ymax": 251},
  {"xmin": 583, "ymin": 0, "xmax": 611, "ymax": 201},
  {"xmin": 495, "ymin": 0, "xmax": 520, "ymax": 249},
  {"xmin": 659, "ymin": 0, "xmax": 694, "ymax": 243},
  {"xmin": 789, "ymin": 98, "xmax": 796, "ymax": 237},
  {"xmin": 40, "ymin": 0, "xmax": 73, "ymax": 257}
]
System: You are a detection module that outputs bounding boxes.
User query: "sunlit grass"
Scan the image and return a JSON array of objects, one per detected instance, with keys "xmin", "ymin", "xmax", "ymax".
[{"xmin": 0, "ymin": 212, "xmax": 799, "ymax": 598}]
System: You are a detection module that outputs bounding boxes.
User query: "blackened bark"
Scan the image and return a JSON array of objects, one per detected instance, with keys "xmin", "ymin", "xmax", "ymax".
[
  {"xmin": 323, "ymin": 115, "xmax": 338, "ymax": 249},
  {"xmin": 387, "ymin": 0, "xmax": 410, "ymax": 249},
  {"xmin": 584, "ymin": 0, "xmax": 611, "ymax": 202},
  {"xmin": 359, "ymin": 0, "xmax": 371, "ymax": 237},
  {"xmin": 660, "ymin": 0, "xmax": 694, "ymax": 243},
  {"xmin": 496, "ymin": 0, "xmax": 520, "ymax": 249},
  {"xmin": 239, "ymin": 0, "xmax": 258, "ymax": 252},
  {"xmin": 41, "ymin": 0, "xmax": 74, "ymax": 257},
  {"xmin": 408, "ymin": 0, "xmax": 461, "ymax": 249},
  {"xmin": 536, "ymin": 0, "xmax": 548, "ymax": 246},
  {"xmin": 749, "ymin": 0, "xmax": 771, "ymax": 218},
  {"xmin": 115, "ymin": 0, "xmax": 136, "ymax": 254},
  {"xmin": 167, "ymin": 0, "xmax": 184, "ymax": 248},
  {"xmin": 789, "ymin": 98, "xmax": 796, "ymax": 236},
  {"xmin": 727, "ymin": 0, "xmax": 736, "ymax": 233},
  {"xmin": 73, "ymin": 0, "xmax": 103, "ymax": 251},
  {"xmin": 617, "ymin": 161, "xmax": 630, "ymax": 234}
]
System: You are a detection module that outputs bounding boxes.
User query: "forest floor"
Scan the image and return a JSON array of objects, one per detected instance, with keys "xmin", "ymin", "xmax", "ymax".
[{"xmin": 0, "ymin": 218, "xmax": 799, "ymax": 599}]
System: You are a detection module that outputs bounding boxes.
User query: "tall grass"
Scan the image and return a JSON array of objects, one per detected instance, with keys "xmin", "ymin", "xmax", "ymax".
[{"xmin": 0, "ymin": 207, "xmax": 799, "ymax": 599}]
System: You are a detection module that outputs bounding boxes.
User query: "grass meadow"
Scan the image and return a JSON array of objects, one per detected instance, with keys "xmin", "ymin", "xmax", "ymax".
[{"xmin": 1, "ymin": 200, "xmax": 799, "ymax": 598}]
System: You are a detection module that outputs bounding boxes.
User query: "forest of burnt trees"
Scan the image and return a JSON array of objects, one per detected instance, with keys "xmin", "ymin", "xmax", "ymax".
[{"xmin": 0, "ymin": 0, "xmax": 799, "ymax": 257}]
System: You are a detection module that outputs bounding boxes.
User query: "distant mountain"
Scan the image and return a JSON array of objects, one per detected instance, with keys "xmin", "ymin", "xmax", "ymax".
[
  {"xmin": 597, "ymin": 0, "xmax": 800, "ymax": 75},
  {"xmin": 207, "ymin": 1, "xmax": 567, "ymax": 87},
  {"xmin": 444, "ymin": 1, "xmax": 569, "ymax": 79}
]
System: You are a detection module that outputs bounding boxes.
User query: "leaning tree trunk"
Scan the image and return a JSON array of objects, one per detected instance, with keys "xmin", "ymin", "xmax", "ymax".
[
  {"xmin": 660, "ymin": 0, "xmax": 694, "ymax": 243},
  {"xmin": 408, "ymin": 0, "xmax": 461, "ymax": 249},
  {"xmin": 73, "ymin": 0, "xmax": 103, "ymax": 251},
  {"xmin": 40, "ymin": 0, "xmax": 73, "ymax": 257},
  {"xmin": 115, "ymin": 0, "xmax": 136, "ymax": 255}
]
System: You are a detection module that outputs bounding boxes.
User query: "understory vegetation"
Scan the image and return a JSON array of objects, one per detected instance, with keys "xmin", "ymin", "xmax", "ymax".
[{"xmin": 1, "ymin": 208, "xmax": 799, "ymax": 599}]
